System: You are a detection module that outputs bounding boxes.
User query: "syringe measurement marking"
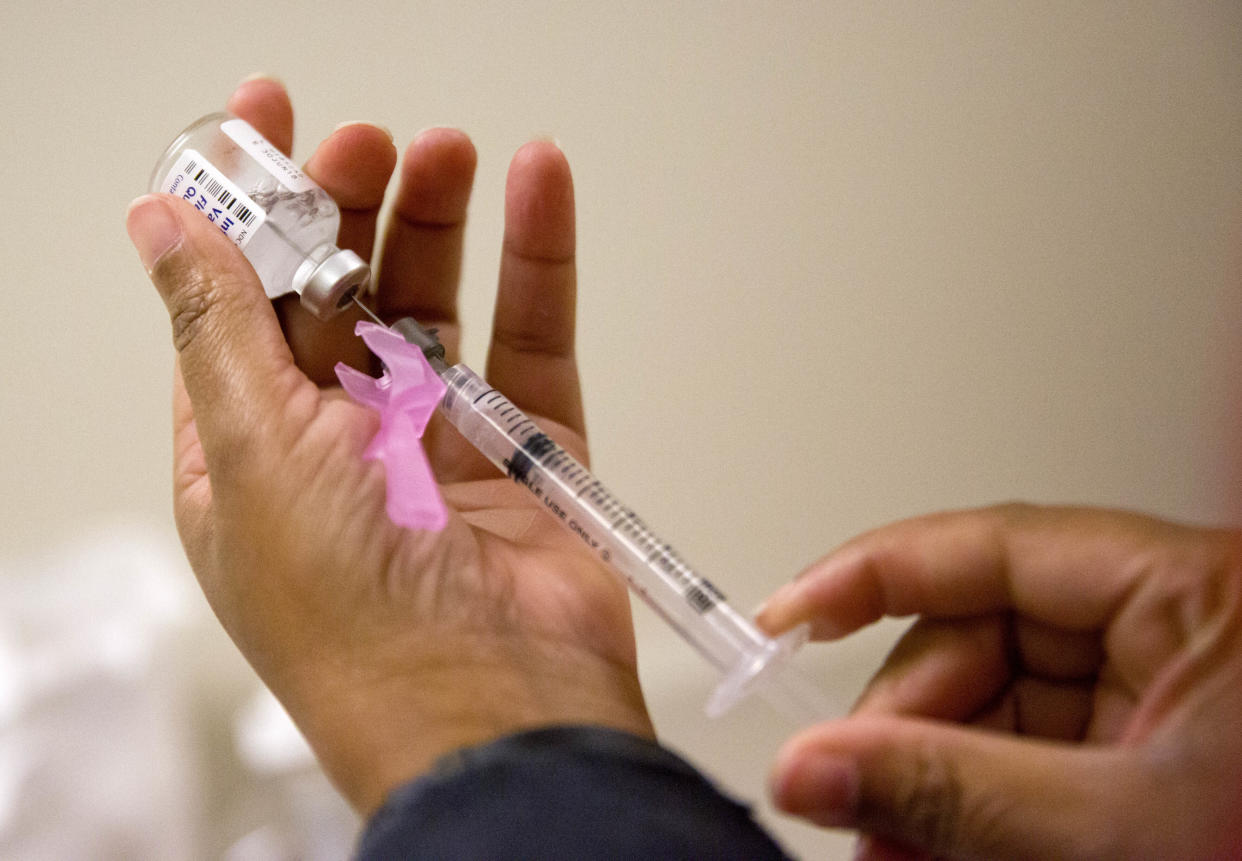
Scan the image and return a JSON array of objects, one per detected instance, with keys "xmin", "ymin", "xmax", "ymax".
[
  {"xmin": 587, "ymin": 490, "xmax": 723, "ymax": 609},
  {"xmin": 503, "ymin": 426, "xmax": 725, "ymax": 613},
  {"xmin": 448, "ymin": 360, "xmax": 728, "ymax": 617}
]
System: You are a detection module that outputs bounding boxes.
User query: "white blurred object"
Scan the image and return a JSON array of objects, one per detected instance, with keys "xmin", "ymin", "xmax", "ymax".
[
  {"xmin": 0, "ymin": 524, "xmax": 200, "ymax": 859},
  {"xmin": 234, "ymin": 688, "xmax": 318, "ymax": 777},
  {"xmin": 224, "ymin": 688, "xmax": 357, "ymax": 861},
  {"xmin": 0, "ymin": 522, "xmax": 357, "ymax": 860}
]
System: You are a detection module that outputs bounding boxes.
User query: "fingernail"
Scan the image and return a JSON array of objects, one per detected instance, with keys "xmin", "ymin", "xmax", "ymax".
[
  {"xmin": 334, "ymin": 120, "xmax": 395, "ymax": 143},
  {"xmin": 126, "ymin": 195, "xmax": 183, "ymax": 271},
  {"xmin": 532, "ymin": 134, "xmax": 564, "ymax": 150},
  {"xmin": 238, "ymin": 72, "xmax": 284, "ymax": 87},
  {"xmin": 412, "ymin": 125, "xmax": 459, "ymax": 143},
  {"xmin": 773, "ymin": 753, "xmax": 859, "ymax": 828},
  {"xmin": 756, "ymin": 580, "xmax": 800, "ymax": 621}
]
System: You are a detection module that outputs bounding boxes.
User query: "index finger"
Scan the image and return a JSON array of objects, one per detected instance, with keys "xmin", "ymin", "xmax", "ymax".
[
  {"xmin": 374, "ymin": 128, "xmax": 477, "ymax": 364},
  {"xmin": 225, "ymin": 75, "xmax": 294, "ymax": 155},
  {"xmin": 278, "ymin": 122, "xmax": 397, "ymax": 382},
  {"xmin": 756, "ymin": 504, "xmax": 1211, "ymax": 640},
  {"xmin": 225, "ymin": 78, "xmax": 397, "ymax": 382}
]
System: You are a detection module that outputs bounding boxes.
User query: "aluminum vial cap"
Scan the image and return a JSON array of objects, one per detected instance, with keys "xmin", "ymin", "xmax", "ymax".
[{"xmin": 300, "ymin": 248, "xmax": 371, "ymax": 320}]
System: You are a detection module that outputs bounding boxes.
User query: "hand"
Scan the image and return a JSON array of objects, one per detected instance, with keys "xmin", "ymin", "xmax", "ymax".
[
  {"xmin": 126, "ymin": 78, "xmax": 652, "ymax": 815},
  {"xmin": 757, "ymin": 504, "xmax": 1242, "ymax": 860}
]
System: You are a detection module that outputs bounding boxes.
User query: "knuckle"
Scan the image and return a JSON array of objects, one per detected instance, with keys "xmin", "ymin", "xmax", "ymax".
[
  {"xmin": 1189, "ymin": 549, "xmax": 1242, "ymax": 646},
  {"xmin": 169, "ymin": 284, "xmax": 215, "ymax": 352},
  {"xmin": 153, "ymin": 256, "xmax": 251, "ymax": 355},
  {"xmin": 154, "ymin": 259, "xmax": 223, "ymax": 353},
  {"xmin": 875, "ymin": 744, "xmax": 1016, "ymax": 858},
  {"xmin": 888, "ymin": 747, "xmax": 965, "ymax": 853},
  {"xmin": 491, "ymin": 319, "xmax": 575, "ymax": 361}
]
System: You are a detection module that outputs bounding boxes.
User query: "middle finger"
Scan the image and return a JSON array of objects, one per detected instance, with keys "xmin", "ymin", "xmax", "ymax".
[{"xmin": 374, "ymin": 127, "xmax": 478, "ymax": 367}]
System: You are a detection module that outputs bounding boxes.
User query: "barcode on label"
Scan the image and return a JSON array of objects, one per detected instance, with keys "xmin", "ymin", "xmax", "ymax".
[
  {"xmin": 161, "ymin": 149, "xmax": 266, "ymax": 250},
  {"xmin": 185, "ymin": 159, "xmax": 257, "ymax": 227}
]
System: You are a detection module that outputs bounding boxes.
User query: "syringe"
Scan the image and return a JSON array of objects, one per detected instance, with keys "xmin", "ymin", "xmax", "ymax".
[{"xmin": 359, "ymin": 303, "xmax": 828, "ymax": 720}]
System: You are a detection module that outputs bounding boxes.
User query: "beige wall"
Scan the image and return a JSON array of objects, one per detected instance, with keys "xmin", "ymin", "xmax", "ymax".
[{"xmin": 2, "ymin": 2, "xmax": 1239, "ymax": 857}]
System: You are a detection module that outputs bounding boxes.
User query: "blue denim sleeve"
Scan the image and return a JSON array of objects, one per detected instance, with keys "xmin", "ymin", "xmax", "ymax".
[{"xmin": 357, "ymin": 725, "xmax": 794, "ymax": 859}]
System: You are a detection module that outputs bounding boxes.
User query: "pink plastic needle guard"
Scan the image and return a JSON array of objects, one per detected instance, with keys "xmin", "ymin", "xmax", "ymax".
[{"xmin": 335, "ymin": 321, "xmax": 449, "ymax": 531}]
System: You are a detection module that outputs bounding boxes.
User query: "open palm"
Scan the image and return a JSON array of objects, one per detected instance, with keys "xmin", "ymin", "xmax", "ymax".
[{"xmin": 137, "ymin": 78, "xmax": 652, "ymax": 814}]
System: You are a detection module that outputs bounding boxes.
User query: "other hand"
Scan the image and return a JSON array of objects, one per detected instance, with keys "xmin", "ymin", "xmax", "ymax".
[{"xmin": 759, "ymin": 503, "xmax": 1242, "ymax": 860}]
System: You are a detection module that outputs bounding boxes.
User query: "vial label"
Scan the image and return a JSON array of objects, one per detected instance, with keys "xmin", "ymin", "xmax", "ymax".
[
  {"xmin": 222, "ymin": 118, "xmax": 316, "ymax": 193},
  {"xmin": 158, "ymin": 150, "xmax": 266, "ymax": 249}
]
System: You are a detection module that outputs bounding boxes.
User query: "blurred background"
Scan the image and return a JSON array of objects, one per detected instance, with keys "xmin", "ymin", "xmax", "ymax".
[{"xmin": 1, "ymin": 2, "xmax": 1240, "ymax": 858}]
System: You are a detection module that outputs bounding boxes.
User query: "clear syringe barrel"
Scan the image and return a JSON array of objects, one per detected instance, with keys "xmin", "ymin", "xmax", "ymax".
[{"xmin": 438, "ymin": 363, "xmax": 808, "ymax": 716}]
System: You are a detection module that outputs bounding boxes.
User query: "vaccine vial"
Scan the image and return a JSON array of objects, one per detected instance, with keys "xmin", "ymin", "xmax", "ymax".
[{"xmin": 149, "ymin": 113, "xmax": 369, "ymax": 320}]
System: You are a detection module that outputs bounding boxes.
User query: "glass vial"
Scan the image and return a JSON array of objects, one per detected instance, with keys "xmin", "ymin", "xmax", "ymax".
[{"xmin": 149, "ymin": 113, "xmax": 369, "ymax": 320}]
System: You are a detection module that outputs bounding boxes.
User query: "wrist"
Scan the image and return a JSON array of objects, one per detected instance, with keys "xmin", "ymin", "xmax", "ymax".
[{"xmin": 278, "ymin": 631, "xmax": 654, "ymax": 814}]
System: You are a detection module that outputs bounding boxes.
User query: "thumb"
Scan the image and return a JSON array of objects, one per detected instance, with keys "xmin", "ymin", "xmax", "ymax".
[
  {"xmin": 127, "ymin": 193, "xmax": 303, "ymax": 470},
  {"xmin": 770, "ymin": 715, "xmax": 1131, "ymax": 860}
]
